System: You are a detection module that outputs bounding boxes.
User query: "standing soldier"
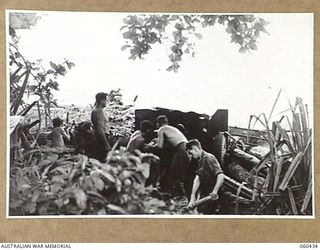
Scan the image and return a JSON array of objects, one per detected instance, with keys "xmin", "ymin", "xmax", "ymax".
[{"xmin": 91, "ymin": 92, "xmax": 111, "ymax": 162}]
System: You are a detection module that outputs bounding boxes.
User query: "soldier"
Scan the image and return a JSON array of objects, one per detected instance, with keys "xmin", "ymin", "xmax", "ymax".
[
  {"xmin": 91, "ymin": 92, "xmax": 111, "ymax": 162},
  {"xmin": 150, "ymin": 115, "xmax": 189, "ymax": 197},
  {"xmin": 186, "ymin": 139, "xmax": 224, "ymax": 214}
]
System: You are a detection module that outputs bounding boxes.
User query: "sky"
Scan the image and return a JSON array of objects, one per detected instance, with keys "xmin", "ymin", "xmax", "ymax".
[{"xmin": 9, "ymin": 11, "xmax": 314, "ymax": 128}]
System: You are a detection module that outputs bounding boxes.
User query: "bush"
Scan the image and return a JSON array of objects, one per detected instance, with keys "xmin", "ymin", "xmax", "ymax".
[{"xmin": 9, "ymin": 147, "xmax": 184, "ymax": 216}]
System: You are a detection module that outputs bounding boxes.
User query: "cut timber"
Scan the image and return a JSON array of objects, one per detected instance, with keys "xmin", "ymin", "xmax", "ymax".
[
  {"xmin": 292, "ymin": 112, "xmax": 303, "ymax": 150},
  {"xmin": 262, "ymin": 192, "xmax": 282, "ymax": 197},
  {"xmin": 226, "ymin": 161, "xmax": 265, "ymax": 191},
  {"xmin": 300, "ymin": 180, "xmax": 312, "ymax": 215},
  {"xmin": 296, "ymin": 97, "xmax": 309, "ymax": 146},
  {"xmin": 223, "ymin": 191, "xmax": 252, "ymax": 205},
  {"xmin": 288, "ymin": 188, "xmax": 298, "ymax": 215},
  {"xmin": 223, "ymin": 175, "xmax": 254, "ymax": 200},
  {"xmin": 256, "ymin": 197, "xmax": 273, "ymax": 214},
  {"xmin": 231, "ymin": 148, "xmax": 260, "ymax": 171},
  {"xmin": 278, "ymin": 152, "xmax": 304, "ymax": 191},
  {"xmin": 227, "ymin": 162, "xmax": 251, "ymax": 183},
  {"xmin": 272, "ymin": 122, "xmax": 294, "ymax": 152},
  {"xmin": 250, "ymin": 141, "xmax": 285, "ymax": 174},
  {"xmin": 262, "ymin": 168, "xmax": 272, "ymax": 193},
  {"xmin": 273, "ymin": 157, "xmax": 284, "ymax": 192}
]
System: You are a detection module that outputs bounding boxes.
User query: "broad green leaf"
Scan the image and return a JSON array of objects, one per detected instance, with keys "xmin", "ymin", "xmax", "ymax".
[
  {"xmin": 51, "ymin": 166, "xmax": 68, "ymax": 175},
  {"xmin": 97, "ymin": 208, "xmax": 107, "ymax": 215},
  {"xmin": 183, "ymin": 15, "xmax": 192, "ymax": 24},
  {"xmin": 123, "ymin": 31, "xmax": 135, "ymax": 39},
  {"xmin": 137, "ymin": 17, "xmax": 144, "ymax": 26},
  {"xmin": 81, "ymin": 155, "xmax": 88, "ymax": 170},
  {"xmin": 194, "ymin": 33, "xmax": 203, "ymax": 39},
  {"xmin": 93, "ymin": 176, "xmax": 105, "ymax": 191},
  {"xmin": 87, "ymin": 191, "xmax": 105, "ymax": 200},
  {"xmin": 49, "ymin": 61, "xmax": 58, "ymax": 70},
  {"xmin": 121, "ymin": 45, "xmax": 131, "ymax": 51},
  {"xmin": 137, "ymin": 162, "xmax": 150, "ymax": 179},
  {"xmin": 166, "ymin": 65, "xmax": 174, "ymax": 72},
  {"xmin": 259, "ymin": 18, "xmax": 270, "ymax": 26},
  {"xmin": 121, "ymin": 170, "xmax": 134, "ymax": 179},
  {"xmin": 89, "ymin": 158, "xmax": 102, "ymax": 168},
  {"xmin": 225, "ymin": 26, "xmax": 233, "ymax": 34},
  {"xmin": 175, "ymin": 23, "xmax": 184, "ymax": 30},
  {"xmin": 120, "ymin": 25, "xmax": 127, "ymax": 31},
  {"xmin": 99, "ymin": 169, "xmax": 116, "ymax": 183},
  {"xmin": 31, "ymin": 190, "xmax": 41, "ymax": 202},
  {"xmin": 249, "ymin": 43, "xmax": 258, "ymax": 50},
  {"xmin": 55, "ymin": 198, "xmax": 64, "ymax": 208},
  {"xmin": 73, "ymin": 187, "xmax": 87, "ymax": 210},
  {"xmin": 107, "ymin": 204, "xmax": 127, "ymax": 214},
  {"xmin": 239, "ymin": 47, "xmax": 247, "ymax": 53}
]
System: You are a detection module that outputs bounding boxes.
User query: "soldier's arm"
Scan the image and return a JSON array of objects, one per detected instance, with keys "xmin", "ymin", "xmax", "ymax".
[
  {"xmin": 60, "ymin": 127, "xmax": 70, "ymax": 141},
  {"xmin": 155, "ymin": 128, "xmax": 164, "ymax": 149},
  {"xmin": 212, "ymin": 173, "xmax": 224, "ymax": 196},
  {"xmin": 188, "ymin": 175, "xmax": 200, "ymax": 208}
]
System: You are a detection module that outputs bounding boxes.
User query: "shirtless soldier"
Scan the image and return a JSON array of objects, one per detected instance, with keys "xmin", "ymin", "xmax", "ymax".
[
  {"xmin": 151, "ymin": 115, "xmax": 189, "ymax": 197},
  {"xmin": 48, "ymin": 117, "xmax": 70, "ymax": 148},
  {"xmin": 91, "ymin": 92, "xmax": 111, "ymax": 162}
]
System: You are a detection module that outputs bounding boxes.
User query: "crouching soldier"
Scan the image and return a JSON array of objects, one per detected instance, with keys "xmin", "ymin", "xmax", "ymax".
[{"xmin": 186, "ymin": 139, "xmax": 224, "ymax": 214}]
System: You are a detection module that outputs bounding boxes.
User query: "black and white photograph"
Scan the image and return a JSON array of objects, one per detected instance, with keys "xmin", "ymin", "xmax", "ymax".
[{"xmin": 7, "ymin": 10, "xmax": 314, "ymax": 217}]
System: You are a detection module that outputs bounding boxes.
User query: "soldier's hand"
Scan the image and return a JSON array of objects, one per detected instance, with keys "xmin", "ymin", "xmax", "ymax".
[
  {"xmin": 187, "ymin": 199, "xmax": 195, "ymax": 209},
  {"xmin": 210, "ymin": 192, "xmax": 219, "ymax": 200}
]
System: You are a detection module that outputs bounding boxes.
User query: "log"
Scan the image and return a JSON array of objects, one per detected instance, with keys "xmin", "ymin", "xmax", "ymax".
[
  {"xmin": 223, "ymin": 175, "xmax": 254, "ymax": 200},
  {"xmin": 226, "ymin": 162, "xmax": 265, "ymax": 191},
  {"xmin": 226, "ymin": 162, "xmax": 251, "ymax": 183},
  {"xmin": 230, "ymin": 148, "xmax": 260, "ymax": 171},
  {"xmin": 249, "ymin": 145, "xmax": 270, "ymax": 159}
]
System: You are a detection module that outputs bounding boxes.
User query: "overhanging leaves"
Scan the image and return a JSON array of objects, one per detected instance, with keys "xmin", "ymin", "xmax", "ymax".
[{"xmin": 121, "ymin": 14, "xmax": 269, "ymax": 72}]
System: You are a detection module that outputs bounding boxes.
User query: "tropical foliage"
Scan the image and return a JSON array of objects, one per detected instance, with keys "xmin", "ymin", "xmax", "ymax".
[{"xmin": 121, "ymin": 14, "xmax": 269, "ymax": 71}]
